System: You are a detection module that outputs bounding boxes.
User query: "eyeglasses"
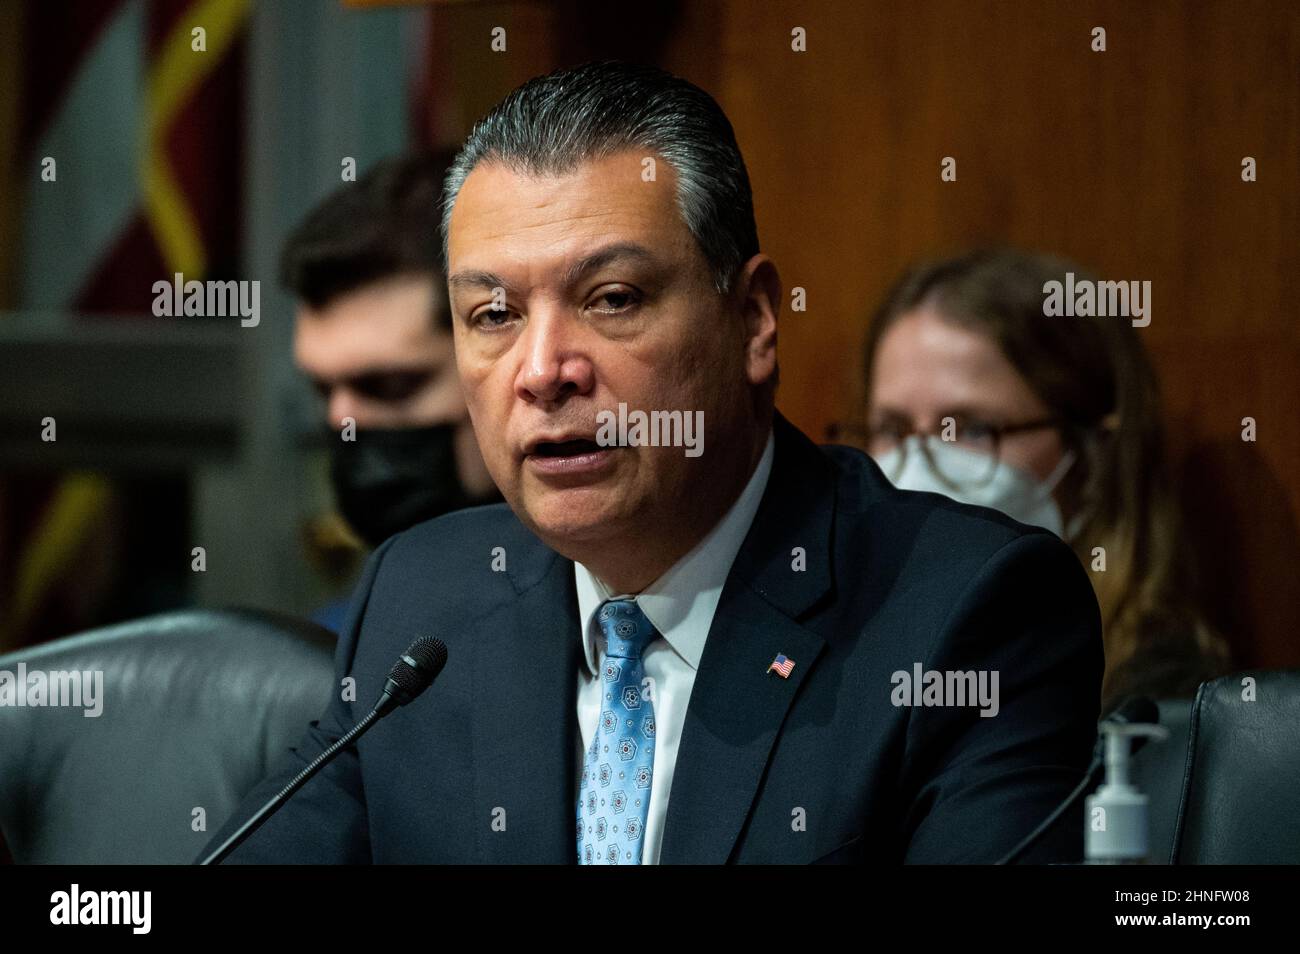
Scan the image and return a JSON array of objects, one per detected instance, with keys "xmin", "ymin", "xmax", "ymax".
[{"xmin": 828, "ymin": 415, "xmax": 1064, "ymax": 490}]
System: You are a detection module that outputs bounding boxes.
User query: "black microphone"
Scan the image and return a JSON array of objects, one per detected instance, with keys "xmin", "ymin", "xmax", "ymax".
[
  {"xmin": 1091, "ymin": 695, "xmax": 1159, "ymax": 758},
  {"xmin": 198, "ymin": 636, "xmax": 448, "ymax": 865},
  {"xmin": 994, "ymin": 696, "xmax": 1159, "ymax": 865}
]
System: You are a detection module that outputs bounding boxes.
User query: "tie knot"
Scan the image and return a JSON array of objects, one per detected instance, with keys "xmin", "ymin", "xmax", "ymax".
[{"xmin": 596, "ymin": 599, "xmax": 657, "ymax": 659}]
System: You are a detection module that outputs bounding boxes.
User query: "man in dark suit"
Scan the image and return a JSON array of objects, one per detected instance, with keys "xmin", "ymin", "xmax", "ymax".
[{"xmin": 203, "ymin": 61, "xmax": 1101, "ymax": 864}]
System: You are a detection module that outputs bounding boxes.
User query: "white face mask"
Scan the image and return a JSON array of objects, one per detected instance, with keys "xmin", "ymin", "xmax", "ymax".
[{"xmin": 874, "ymin": 436, "xmax": 1077, "ymax": 539}]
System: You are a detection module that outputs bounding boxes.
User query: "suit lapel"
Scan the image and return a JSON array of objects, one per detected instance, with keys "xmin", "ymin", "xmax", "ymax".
[
  {"xmin": 659, "ymin": 413, "xmax": 837, "ymax": 864},
  {"xmin": 471, "ymin": 546, "xmax": 582, "ymax": 863},
  {"xmin": 658, "ymin": 585, "xmax": 826, "ymax": 863}
]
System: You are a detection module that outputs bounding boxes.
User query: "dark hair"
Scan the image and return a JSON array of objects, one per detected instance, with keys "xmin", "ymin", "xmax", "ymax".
[
  {"xmin": 862, "ymin": 247, "xmax": 1231, "ymax": 706},
  {"xmin": 440, "ymin": 61, "xmax": 759, "ymax": 294},
  {"xmin": 280, "ymin": 152, "xmax": 452, "ymax": 326}
]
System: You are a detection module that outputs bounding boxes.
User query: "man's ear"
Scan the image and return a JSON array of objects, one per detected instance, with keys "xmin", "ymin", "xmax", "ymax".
[{"xmin": 734, "ymin": 253, "xmax": 781, "ymax": 387}]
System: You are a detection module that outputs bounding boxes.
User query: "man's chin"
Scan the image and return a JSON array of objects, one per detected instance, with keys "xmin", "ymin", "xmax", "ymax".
[{"xmin": 516, "ymin": 490, "xmax": 630, "ymax": 549}]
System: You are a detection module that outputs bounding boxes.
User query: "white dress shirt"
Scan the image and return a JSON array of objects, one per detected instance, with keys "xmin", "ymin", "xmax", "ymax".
[{"xmin": 574, "ymin": 428, "xmax": 775, "ymax": 863}]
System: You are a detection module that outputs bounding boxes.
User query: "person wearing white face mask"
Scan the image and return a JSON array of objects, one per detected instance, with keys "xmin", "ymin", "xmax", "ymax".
[
  {"xmin": 873, "ymin": 431, "xmax": 1080, "ymax": 541},
  {"xmin": 844, "ymin": 248, "xmax": 1232, "ymax": 712}
]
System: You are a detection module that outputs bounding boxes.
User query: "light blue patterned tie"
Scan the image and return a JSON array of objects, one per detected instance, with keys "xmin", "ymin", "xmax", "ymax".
[{"xmin": 577, "ymin": 598, "xmax": 658, "ymax": 865}]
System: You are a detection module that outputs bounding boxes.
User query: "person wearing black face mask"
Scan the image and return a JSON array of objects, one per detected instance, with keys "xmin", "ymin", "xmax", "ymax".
[
  {"xmin": 328, "ymin": 422, "xmax": 487, "ymax": 549},
  {"xmin": 282, "ymin": 154, "xmax": 501, "ymax": 631}
]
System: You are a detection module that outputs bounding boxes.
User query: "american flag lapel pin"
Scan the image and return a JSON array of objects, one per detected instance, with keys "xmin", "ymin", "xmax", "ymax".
[{"xmin": 767, "ymin": 653, "xmax": 795, "ymax": 678}]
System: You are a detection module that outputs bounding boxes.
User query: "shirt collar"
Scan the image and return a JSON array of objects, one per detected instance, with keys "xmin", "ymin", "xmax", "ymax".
[{"xmin": 575, "ymin": 428, "xmax": 776, "ymax": 676}]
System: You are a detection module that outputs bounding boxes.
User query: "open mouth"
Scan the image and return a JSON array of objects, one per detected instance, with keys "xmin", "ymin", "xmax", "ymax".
[
  {"xmin": 530, "ymin": 438, "xmax": 604, "ymax": 458},
  {"xmin": 525, "ymin": 437, "xmax": 616, "ymax": 476}
]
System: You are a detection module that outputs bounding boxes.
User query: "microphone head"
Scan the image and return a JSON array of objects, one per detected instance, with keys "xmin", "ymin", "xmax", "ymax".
[
  {"xmin": 385, "ymin": 637, "xmax": 448, "ymax": 705},
  {"xmin": 1096, "ymin": 695, "xmax": 1160, "ymax": 759},
  {"xmin": 1101, "ymin": 695, "xmax": 1159, "ymax": 727}
]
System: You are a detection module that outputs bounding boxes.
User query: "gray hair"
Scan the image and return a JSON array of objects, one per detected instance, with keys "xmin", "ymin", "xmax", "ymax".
[{"xmin": 439, "ymin": 61, "xmax": 759, "ymax": 295}]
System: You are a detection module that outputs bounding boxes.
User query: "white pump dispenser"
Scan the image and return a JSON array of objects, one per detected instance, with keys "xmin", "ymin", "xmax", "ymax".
[{"xmin": 1085, "ymin": 721, "xmax": 1169, "ymax": 863}]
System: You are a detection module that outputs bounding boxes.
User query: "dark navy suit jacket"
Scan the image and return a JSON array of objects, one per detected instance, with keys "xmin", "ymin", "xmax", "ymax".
[{"xmin": 203, "ymin": 412, "xmax": 1102, "ymax": 863}]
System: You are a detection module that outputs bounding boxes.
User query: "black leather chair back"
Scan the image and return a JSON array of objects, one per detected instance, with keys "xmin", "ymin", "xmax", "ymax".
[
  {"xmin": 1171, "ymin": 670, "xmax": 1300, "ymax": 864},
  {"xmin": 0, "ymin": 609, "xmax": 335, "ymax": 863},
  {"xmin": 1127, "ymin": 697, "xmax": 1194, "ymax": 864}
]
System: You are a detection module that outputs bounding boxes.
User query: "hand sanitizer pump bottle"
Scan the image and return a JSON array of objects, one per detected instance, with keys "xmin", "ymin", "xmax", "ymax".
[{"xmin": 1085, "ymin": 722, "xmax": 1169, "ymax": 864}]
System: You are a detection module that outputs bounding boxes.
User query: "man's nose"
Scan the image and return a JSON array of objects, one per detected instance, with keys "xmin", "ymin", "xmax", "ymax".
[
  {"xmin": 327, "ymin": 389, "xmax": 363, "ymax": 430},
  {"xmin": 515, "ymin": 310, "xmax": 594, "ymax": 405}
]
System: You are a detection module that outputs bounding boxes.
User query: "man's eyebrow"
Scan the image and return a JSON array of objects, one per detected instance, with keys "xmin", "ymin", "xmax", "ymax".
[
  {"xmin": 447, "ymin": 269, "xmax": 512, "ymax": 293},
  {"xmin": 560, "ymin": 242, "xmax": 659, "ymax": 288},
  {"xmin": 447, "ymin": 243, "xmax": 661, "ymax": 297}
]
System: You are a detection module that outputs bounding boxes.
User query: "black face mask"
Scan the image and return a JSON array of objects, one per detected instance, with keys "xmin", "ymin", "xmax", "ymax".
[{"xmin": 328, "ymin": 423, "xmax": 495, "ymax": 548}]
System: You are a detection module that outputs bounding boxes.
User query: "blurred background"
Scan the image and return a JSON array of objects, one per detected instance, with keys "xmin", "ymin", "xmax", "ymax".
[{"xmin": 0, "ymin": 0, "xmax": 1296, "ymax": 672}]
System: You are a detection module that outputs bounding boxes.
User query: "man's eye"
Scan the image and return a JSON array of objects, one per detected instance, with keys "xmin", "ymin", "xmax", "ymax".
[
  {"xmin": 472, "ymin": 308, "xmax": 513, "ymax": 329},
  {"xmin": 357, "ymin": 373, "xmax": 429, "ymax": 402},
  {"xmin": 586, "ymin": 288, "xmax": 641, "ymax": 314}
]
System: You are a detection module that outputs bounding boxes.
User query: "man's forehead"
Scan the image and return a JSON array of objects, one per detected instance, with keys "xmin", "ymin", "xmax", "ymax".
[
  {"xmin": 293, "ymin": 281, "xmax": 451, "ymax": 375},
  {"xmin": 446, "ymin": 151, "xmax": 689, "ymax": 276}
]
